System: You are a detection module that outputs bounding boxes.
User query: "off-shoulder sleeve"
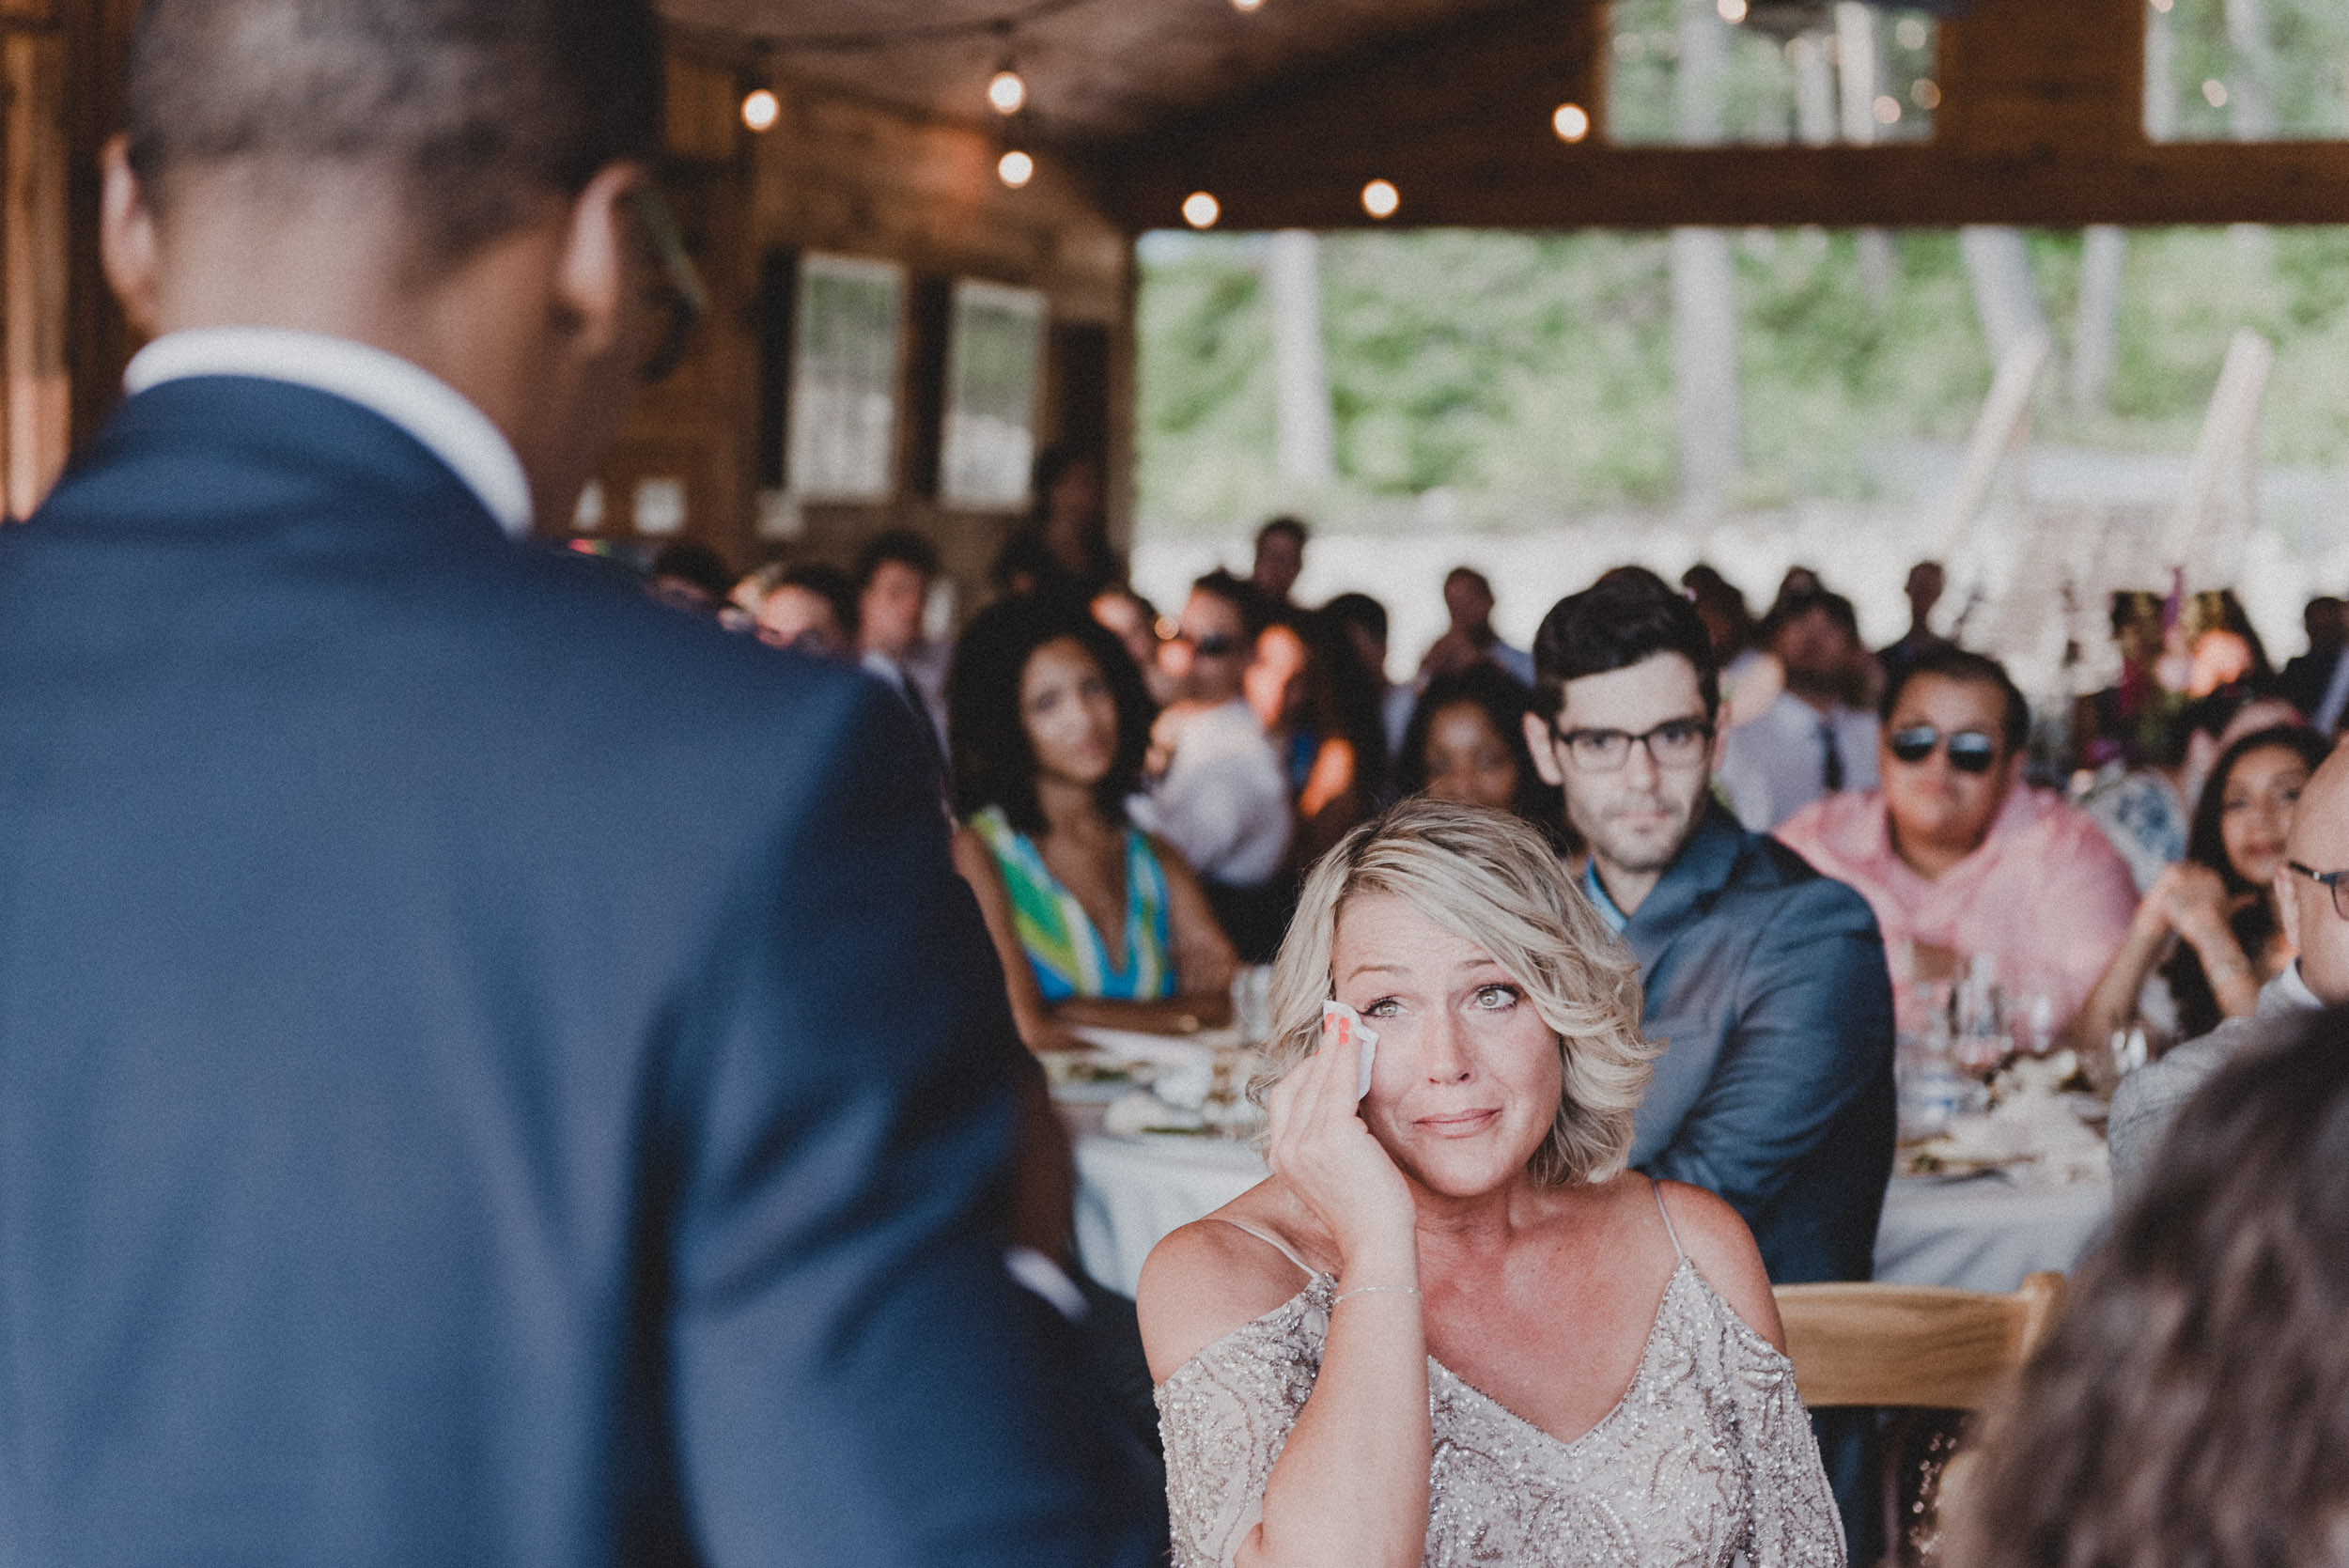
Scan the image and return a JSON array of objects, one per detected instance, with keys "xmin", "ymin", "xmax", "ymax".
[
  {"xmin": 1732, "ymin": 1346, "xmax": 1849, "ymax": 1568},
  {"xmin": 1154, "ymin": 1312, "xmax": 1324, "ymax": 1568}
]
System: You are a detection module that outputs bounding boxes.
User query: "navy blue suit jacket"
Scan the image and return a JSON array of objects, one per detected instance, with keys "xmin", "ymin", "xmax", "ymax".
[
  {"xmin": 1623, "ymin": 804, "xmax": 1896, "ymax": 1284},
  {"xmin": 0, "ymin": 378, "xmax": 1159, "ymax": 1567}
]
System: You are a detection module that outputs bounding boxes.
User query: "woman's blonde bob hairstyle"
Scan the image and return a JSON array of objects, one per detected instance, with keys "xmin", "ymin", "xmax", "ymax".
[{"xmin": 1252, "ymin": 797, "xmax": 1657, "ymax": 1187}]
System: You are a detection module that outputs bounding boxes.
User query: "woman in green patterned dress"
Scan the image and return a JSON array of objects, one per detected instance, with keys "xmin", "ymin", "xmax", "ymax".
[{"xmin": 949, "ymin": 598, "xmax": 1240, "ymax": 1051}]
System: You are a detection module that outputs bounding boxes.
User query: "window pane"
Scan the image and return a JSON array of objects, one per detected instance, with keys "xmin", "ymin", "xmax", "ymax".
[
  {"xmin": 2146, "ymin": 0, "xmax": 2349, "ymax": 142},
  {"xmin": 1607, "ymin": 0, "xmax": 1937, "ymax": 147},
  {"xmin": 786, "ymin": 254, "xmax": 904, "ymax": 502},
  {"xmin": 941, "ymin": 280, "xmax": 1047, "ymax": 511}
]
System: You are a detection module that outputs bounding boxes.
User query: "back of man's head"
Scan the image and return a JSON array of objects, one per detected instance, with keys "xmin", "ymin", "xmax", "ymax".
[
  {"xmin": 2284, "ymin": 743, "xmax": 2349, "ymax": 1003},
  {"xmin": 127, "ymin": 0, "xmax": 664, "ymax": 267},
  {"xmin": 1533, "ymin": 569, "xmax": 1719, "ymax": 723}
]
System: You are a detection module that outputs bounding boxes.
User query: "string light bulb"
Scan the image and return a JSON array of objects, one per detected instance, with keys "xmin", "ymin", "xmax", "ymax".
[
  {"xmin": 1552, "ymin": 102, "xmax": 1591, "ymax": 142},
  {"xmin": 998, "ymin": 148, "xmax": 1035, "ymax": 188},
  {"xmin": 1232, "ymin": 0, "xmax": 1265, "ymax": 11},
  {"xmin": 1361, "ymin": 179, "xmax": 1399, "ymax": 219},
  {"xmin": 1182, "ymin": 192, "xmax": 1221, "ymax": 229},
  {"xmin": 1717, "ymin": 0, "xmax": 1747, "ymax": 22},
  {"xmin": 740, "ymin": 86, "xmax": 780, "ymax": 132},
  {"xmin": 988, "ymin": 68, "xmax": 1027, "ymax": 116}
]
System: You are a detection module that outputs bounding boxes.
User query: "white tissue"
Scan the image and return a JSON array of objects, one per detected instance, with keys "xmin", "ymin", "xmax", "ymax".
[{"xmin": 1322, "ymin": 1000, "xmax": 1380, "ymax": 1102}]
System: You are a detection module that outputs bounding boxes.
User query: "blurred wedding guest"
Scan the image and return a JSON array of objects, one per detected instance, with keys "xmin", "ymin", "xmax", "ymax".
[
  {"xmin": 992, "ymin": 444, "xmax": 1123, "ymax": 603},
  {"xmin": 1777, "ymin": 645, "xmax": 2139, "ymax": 1037},
  {"xmin": 2108, "ymin": 741, "xmax": 2349, "ymax": 1194},
  {"xmin": 0, "ymin": 1, "xmax": 1162, "ymax": 1562},
  {"xmin": 646, "ymin": 537, "xmax": 734, "ymax": 615},
  {"xmin": 1525, "ymin": 569, "xmax": 1893, "ymax": 1558},
  {"xmin": 1091, "ymin": 585, "xmax": 1177, "ymax": 706},
  {"xmin": 1133, "ymin": 571, "xmax": 1295, "ymax": 961},
  {"xmin": 2183, "ymin": 587, "xmax": 2273, "ymax": 700},
  {"xmin": 2275, "ymin": 594, "xmax": 2344, "ymax": 722},
  {"xmin": 1396, "ymin": 661, "xmax": 1568, "ymax": 852},
  {"xmin": 947, "ymin": 599, "xmax": 1237, "ymax": 1052},
  {"xmin": 1252, "ymin": 613, "xmax": 1389, "ymax": 866},
  {"xmin": 1681, "ymin": 564, "xmax": 1773, "ymax": 724},
  {"xmin": 854, "ymin": 528, "xmax": 949, "ymax": 761},
  {"xmin": 1141, "ymin": 800, "xmax": 1844, "ymax": 1568},
  {"xmin": 2069, "ymin": 726, "xmax": 2327, "ymax": 1069},
  {"xmin": 1877, "ymin": 561, "xmax": 1952, "ymax": 686},
  {"xmin": 744, "ymin": 559, "xmax": 857, "ymax": 660},
  {"xmin": 2077, "ymin": 590, "xmax": 2175, "ymax": 770},
  {"xmin": 1719, "ymin": 588, "xmax": 1881, "ymax": 831},
  {"xmin": 1420, "ymin": 566, "xmax": 1535, "ymax": 686},
  {"xmin": 1251, "ymin": 515, "xmax": 1309, "ymax": 607},
  {"xmin": 1323, "ymin": 590, "xmax": 1417, "ymax": 764},
  {"xmin": 1952, "ymin": 1005, "xmax": 2349, "ymax": 1568}
]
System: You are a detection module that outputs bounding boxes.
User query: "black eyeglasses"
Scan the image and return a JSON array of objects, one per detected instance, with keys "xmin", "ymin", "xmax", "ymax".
[
  {"xmin": 1172, "ymin": 632, "xmax": 1242, "ymax": 659},
  {"xmin": 628, "ymin": 186, "xmax": 708, "ymax": 385},
  {"xmin": 1548, "ymin": 717, "xmax": 1713, "ymax": 772},
  {"xmin": 2287, "ymin": 861, "xmax": 2349, "ymax": 921},
  {"xmin": 1889, "ymin": 724, "xmax": 1999, "ymax": 774}
]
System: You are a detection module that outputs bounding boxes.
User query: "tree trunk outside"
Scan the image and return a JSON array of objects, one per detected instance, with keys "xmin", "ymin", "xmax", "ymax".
[
  {"xmin": 2072, "ymin": 225, "xmax": 2126, "ymax": 414},
  {"xmin": 1671, "ymin": 0, "xmax": 1739, "ymax": 516},
  {"xmin": 1959, "ymin": 226, "xmax": 2050, "ymax": 365},
  {"xmin": 1266, "ymin": 229, "xmax": 1335, "ymax": 486}
]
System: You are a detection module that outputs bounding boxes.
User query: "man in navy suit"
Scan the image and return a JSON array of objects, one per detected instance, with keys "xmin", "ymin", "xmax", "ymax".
[
  {"xmin": 0, "ymin": 3, "xmax": 1158, "ymax": 1564},
  {"xmin": 1523, "ymin": 569, "xmax": 1896, "ymax": 1560}
]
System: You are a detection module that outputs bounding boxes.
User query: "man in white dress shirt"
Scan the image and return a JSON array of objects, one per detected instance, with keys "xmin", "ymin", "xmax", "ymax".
[
  {"xmin": 1134, "ymin": 569, "xmax": 1294, "ymax": 959},
  {"xmin": 1719, "ymin": 587, "xmax": 1881, "ymax": 831}
]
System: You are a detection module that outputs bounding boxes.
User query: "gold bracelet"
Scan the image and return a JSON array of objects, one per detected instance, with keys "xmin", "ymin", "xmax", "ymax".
[{"xmin": 1333, "ymin": 1284, "xmax": 1423, "ymax": 1305}]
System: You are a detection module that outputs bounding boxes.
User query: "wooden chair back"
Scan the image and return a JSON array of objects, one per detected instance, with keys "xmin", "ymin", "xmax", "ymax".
[{"xmin": 1772, "ymin": 1272, "xmax": 2067, "ymax": 1410}]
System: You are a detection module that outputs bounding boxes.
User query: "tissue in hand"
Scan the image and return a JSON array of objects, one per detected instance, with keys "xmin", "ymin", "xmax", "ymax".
[{"xmin": 1321, "ymin": 1000, "xmax": 1379, "ymax": 1102}]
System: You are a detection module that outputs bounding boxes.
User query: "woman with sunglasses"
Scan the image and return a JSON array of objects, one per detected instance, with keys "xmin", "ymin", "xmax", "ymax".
[
  {"xmin": 947, "ymin": 597, "xmax": 1240, "ymax": 1052},
  {"xmin": 2066, "ymin": 724, "xmax": 2330, "ymax": 1068},
  {"xmin": 1774, "ymin": 645, "xmax": 2140, "ymax": 1040}
]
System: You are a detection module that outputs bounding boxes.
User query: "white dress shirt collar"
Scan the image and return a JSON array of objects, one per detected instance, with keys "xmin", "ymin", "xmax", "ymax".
[{"xmin": 124, "ymin": 327, "xmax": 534, "ymax": 537}]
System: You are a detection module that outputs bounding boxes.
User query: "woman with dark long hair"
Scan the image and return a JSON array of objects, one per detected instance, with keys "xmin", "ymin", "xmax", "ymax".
[
  {"xmin": 2069, "ymin": 723, "xmax": 2328, "ymax": 1060},
  {"xmin": 1393, "ymin": 661, "xmax": 1572, "ymax": 854},
  {"xmin": 947, "ymin": 598, "xmax": 1237, "ymax": 1050},
  {"xmin": 1952, "ymin": 1004, "xmax": 2349, "ymax": 1568}
]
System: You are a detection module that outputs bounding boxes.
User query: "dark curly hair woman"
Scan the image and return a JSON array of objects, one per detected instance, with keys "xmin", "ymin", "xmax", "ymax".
[
  {"xmin": 1395, "ymin": 661, "xmax": 1574, "ymax": 855},
  {"xmin": 1952, "ymin": 1003, "xmax": 2349, "ymax": 1568},
  {"xmin": 947, "ymin": 598, "xmax": 1237, "ymax": 1051}
]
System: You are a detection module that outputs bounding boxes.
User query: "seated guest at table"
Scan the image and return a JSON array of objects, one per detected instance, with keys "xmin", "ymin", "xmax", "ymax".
[
  {"xmin": 2276, "ymin": 594, "xmax": 2345, "ymax": 725},
  {"xmin": 1322, "ymin": 591, "xmax": 1417, "ymax": 768},
  {"xmin": 1395, "ymin": 661, "xmax": 1569, "ymax": 853},
  {"xmin": 644, "ymin": 538, "xmax": 734, "ymax": 616},
  {"xmin": 740, "ymin": 559, "xmax": 858, "ymax": 660},
  {"xmin": 949, "ymin": 598, "xmax": 1239, "ymax": 1052},
  {"xmin": 1523, "ymin": 567, "xmax": 1893, "ymax": 1559},
  {"xmin": 1092, "ymin": 585, "xmax": 1178, "ymax": 706},
  {"xmin": 1776, "ymin": 644, "xmax": 2139, "ymax": 1037},
  {"xmin": 1419, "ymin": 566, "xmax": 1536, "ymax": 687},
  {"xmin": 1251, "ymin": 612, "xmax": 1389, "ymax": 867},
  {"xmin": 2069, "ymin": 725, "xmax": 2328, "ymax": 1068},
  {"xmin": 993, "ymin": 444, "xmax": 1125, "ymax": 604},
  {"xmin": 855, "ymin": 528, "xmax": 951, "ymax": 761},
  {"xmin": 1135, "ymin": 571, "xmax": 1297, "ymax": 962},
  {"xmin": 1718, "ymin": 586, "xmax": 1881, "ymax": 831},
  {"xmin": 2108, "ymin": 740, "xmax": 2349, "ymax": 1194},
  {"xmin": 1250, "ymin": 515, "xmax": 1309, "ymax": 609},
  {"xmin": 1140, "ymin": 800, "xmax": 1844, "ymax": 1568},
  {"xmin": 1953, "ymin": 1004, "xmax": 2349, "ymax": 1568}
]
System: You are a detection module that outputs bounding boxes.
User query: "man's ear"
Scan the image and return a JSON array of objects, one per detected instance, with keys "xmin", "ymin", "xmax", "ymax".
[
  {"xmin": 2279, "ymin": 865, "xmax": 2303, "ymax": 957},
  {"xmin": 1524, "ymin": 711, "xmax": 1566, "ymax": 788},
  {"xmin": 100, "ymin": 136, "xmax": 163, "ymax": 337},
  {"xmin": 551, "ymin": 162, "xmax": 643, "ymax": 364}
]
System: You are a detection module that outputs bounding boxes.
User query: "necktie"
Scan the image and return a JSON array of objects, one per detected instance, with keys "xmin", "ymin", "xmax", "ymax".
[
  {"xmin": 1818, "ymin": 717, "xmax": 1844, "ymax": 795},
  {"xmin": 894, "ymin": 665, "xmax": 949, "ymax": 784}
]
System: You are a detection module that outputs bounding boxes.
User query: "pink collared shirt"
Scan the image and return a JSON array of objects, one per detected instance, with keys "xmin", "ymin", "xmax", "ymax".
[{"xmin": 1774, "ymin": 784, "xmax": 2139, "ymax": 1035}]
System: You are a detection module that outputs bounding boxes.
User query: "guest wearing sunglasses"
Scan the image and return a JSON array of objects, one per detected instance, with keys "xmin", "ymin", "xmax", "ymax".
[
  {"xmin": 1775, "ymin": 644, "xmax": 2139, "ymax": 1038},
  {"xmin": 1524, "ymin": 568, "xmax": 1894, "ymax": 1561},
  {"xmin": 1131, "ymin": 570, "xmax": 1295, "ymax": 961}
]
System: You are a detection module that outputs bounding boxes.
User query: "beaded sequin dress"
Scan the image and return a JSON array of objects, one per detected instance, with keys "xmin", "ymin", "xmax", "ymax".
[{"xmin": 1155, "ymin": 1198, "xmax": 1846, "ymax": 1568}]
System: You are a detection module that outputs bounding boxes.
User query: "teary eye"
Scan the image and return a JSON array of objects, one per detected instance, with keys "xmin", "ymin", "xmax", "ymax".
[{"xmin": 1472, "ymin": 984, "xmax": 1520, "ymax": 1010}]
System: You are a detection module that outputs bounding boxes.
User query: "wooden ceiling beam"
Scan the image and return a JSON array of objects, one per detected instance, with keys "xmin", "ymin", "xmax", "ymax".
[{"xmin": 1091, "ymin": 0, "xmax": 2349, "ymax": 231}]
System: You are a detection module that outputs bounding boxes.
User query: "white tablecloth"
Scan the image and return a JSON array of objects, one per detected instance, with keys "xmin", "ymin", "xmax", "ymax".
[{"xmin": 1067, "ymin": 1112, "xmax": 2110, "ymax": 1299}]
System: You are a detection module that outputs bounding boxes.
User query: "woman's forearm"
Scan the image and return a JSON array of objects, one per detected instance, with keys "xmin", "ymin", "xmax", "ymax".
[
  {"xmin": 1053, "ymin": 993, "xmax": 1235, "ymax": 1034},
  {"xmin": 2182, "ymin": 924, "xmax": 2263, "ymax": 1019},
  {"xmin": 2065, "ymin": 918, "xmax": 2170, "ymax": 1063},
  {"xmin": 1240, "ymin": 1244, "xmax": 1431, "ymax": 1568}
]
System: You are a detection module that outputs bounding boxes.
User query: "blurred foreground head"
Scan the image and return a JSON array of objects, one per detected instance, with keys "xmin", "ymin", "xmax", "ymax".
[{"xmin": 1952, "ymin": 1004, "xmax": 2349, "ymax": 1568}]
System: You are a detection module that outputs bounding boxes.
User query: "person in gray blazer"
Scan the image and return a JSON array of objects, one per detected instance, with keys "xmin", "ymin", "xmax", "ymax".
[{"xmin": 1523, "ymin": 568, "xmax": 1896, "ymax": 1559}]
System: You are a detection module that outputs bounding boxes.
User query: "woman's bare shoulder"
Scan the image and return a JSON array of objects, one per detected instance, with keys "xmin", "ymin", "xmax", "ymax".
[
  {"xmin": 1137, "ymin": 1184, "xmax": 1321, "ymax": 1384},
  {"xmin": 1652, "ymin": 1179, "xmax": 1786, "ymax": 1351}
]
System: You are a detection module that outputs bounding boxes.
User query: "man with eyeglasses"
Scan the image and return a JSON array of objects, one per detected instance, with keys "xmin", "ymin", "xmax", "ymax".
[
  {"xmin": 1777, "ymin": 644, "xmax": 2139, "ymax": 1040},
  {"xmin": 1525, "ymin": 568, "xmax": 1894, "ymax": 1561},
  {"xmin": 1135, "ymin": 569, "xmax": 1295, "ymax": 960},
  {"xmin": 2109, "ymin": 740, "xmax": 2349, "ymax": 1193}
]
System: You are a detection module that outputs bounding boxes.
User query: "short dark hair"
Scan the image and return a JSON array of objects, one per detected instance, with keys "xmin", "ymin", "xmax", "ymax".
[
  {"xmin": 1256, "ymin": 516, "xmax": 1309, "ymax": 549},
  {"xmin": 1532, "ymin": 568, "xmax": 1719, "ymax": 724},
  {"xmin": 1878, "ymin": 643, "xmax": 2030, "ymax": 754},
  {"xmin": 1191, "ymin": 569, "xmax": 1272, "ymax": 644},
  {"xmin": 649, "ymin": 540, "xmax": 734, "ymax": 601},
  {"xmin": 1767, "ymin": 587, "xmax": 1860, "ymax": 644},
  {"xmin": 853, "ymin": 528, "xmax": 941, "ymax": 592},
  {"xmin": 126, "ymin": 0, "xmax": 664, "ymax": 264},
  {"xmin": 947, "ymin": 598, "xmax": 1156, "ymax": 837},
  {"xmin": 1955, "ymin": 1005, "xmax": 2349, "ymax": 1568},
  {"xmin": 1322, "ymin": 592, "xmax": 1389, "ymax": 650},
  {"xmin": 780, "ymin": 562, "xmax": 859, "ymax": 641}
]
